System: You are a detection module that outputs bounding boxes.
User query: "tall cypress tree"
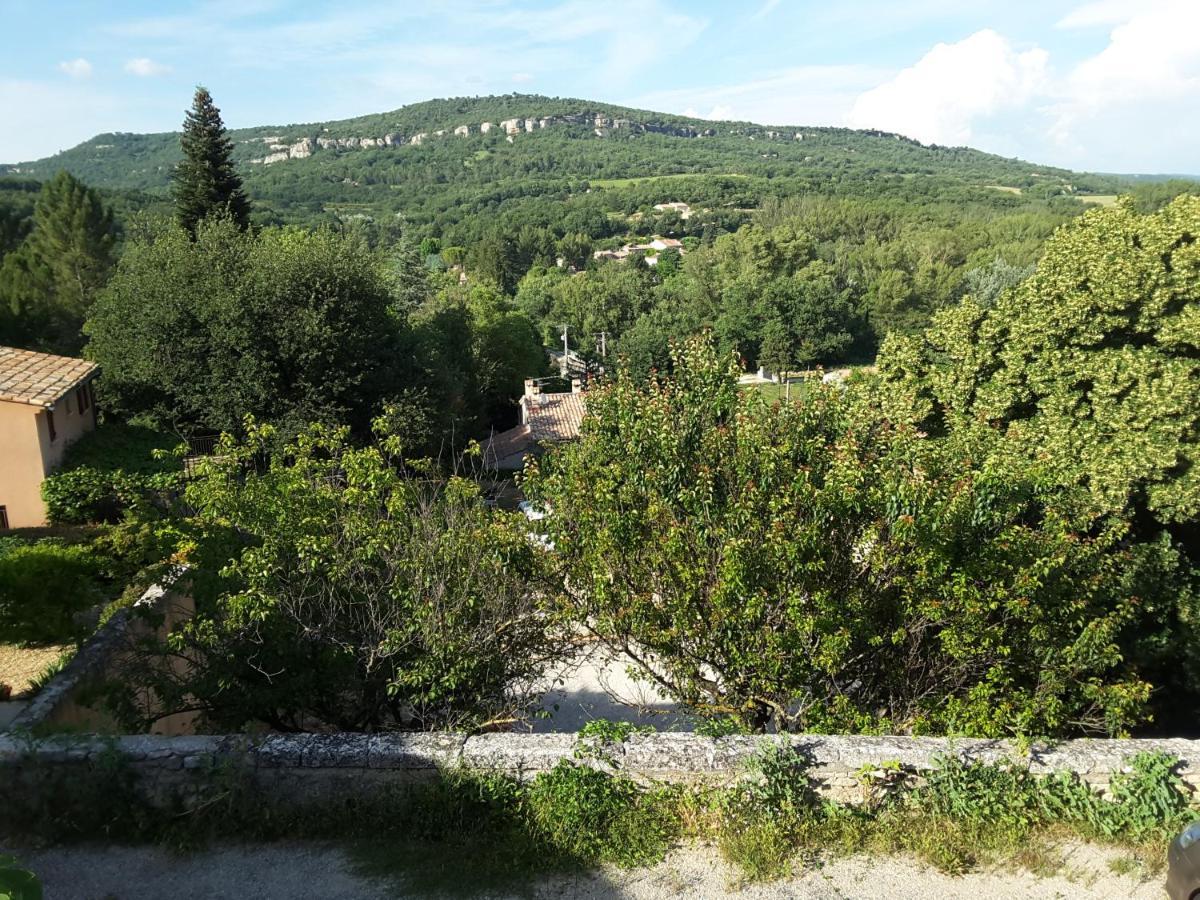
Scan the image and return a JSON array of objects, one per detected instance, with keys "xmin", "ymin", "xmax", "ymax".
[{"xmin": 173, "ymin": 86, "xmax": 250, "ymax": 234}]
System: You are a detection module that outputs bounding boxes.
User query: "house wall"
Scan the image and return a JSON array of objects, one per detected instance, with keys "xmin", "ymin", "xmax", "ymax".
[
  {"xmin": 0, "ymin": 401, "xmax": 49, "ymax": 528},
  {"xmin": 0, "ymin": 382, "xmax": 96, "ymax": 528}
]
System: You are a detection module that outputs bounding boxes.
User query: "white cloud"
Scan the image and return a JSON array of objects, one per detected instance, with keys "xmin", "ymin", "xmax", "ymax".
[
  {"xmin": 846, "ymin": 30, "xmax": 1047, "ymax": 146},
  {"xmin": 58, "ymin": 58, "xmax": 92, "ymax": 78},
  {"xmin": 511, "ymin": 72, "xmax": 534, "ymax": 84},
  {"xmin": 124, "ymin": 58, "xmax": 173, "ymax": 77},
  {"xmin": 841, "ymin": 4, "xmax": 1200, "ymax": 170},
  {"xmin": 1047, "ymin": 1, "xmax": 1200, "ymax": 157}
]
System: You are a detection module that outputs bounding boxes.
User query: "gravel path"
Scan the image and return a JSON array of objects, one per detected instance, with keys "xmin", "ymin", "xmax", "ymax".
[{"xmin": 4, "ymin": 840, "xmax": 1164, "ymax": 899}]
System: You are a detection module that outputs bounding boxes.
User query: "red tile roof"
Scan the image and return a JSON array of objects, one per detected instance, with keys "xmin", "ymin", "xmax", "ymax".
[
  {"xmin": 525, "ymin": 392, "xmax": 586, "ymax": 442},
  {"xmin": 0, "ymin": 346, "xmax": 98, "ymax": 408},
  {"xmin": 484, "ymin": 391, "xmax": 587, "ymax": 467}
]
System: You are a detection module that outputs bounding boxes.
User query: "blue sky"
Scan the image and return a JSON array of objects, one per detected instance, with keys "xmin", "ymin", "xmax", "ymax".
[{"xmin": 1, "ymin": 0, "xmax": 1197, "ymax": 173}]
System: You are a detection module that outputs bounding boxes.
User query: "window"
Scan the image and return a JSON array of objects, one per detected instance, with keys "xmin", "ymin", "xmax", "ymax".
[
  {"xmin": 0, "ymin": 507, "xmax": 8, "ymax": 530},
  {"xmin": 46, "ymin": 409, "xmax": 57, "ymax": 442},
  {"xmin": 77, "ymin": 386, "xmax": 90, "ymax": 414}
]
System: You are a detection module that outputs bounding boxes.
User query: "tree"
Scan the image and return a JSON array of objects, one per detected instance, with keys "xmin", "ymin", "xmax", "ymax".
[
  {"xmin": 104, "ymin": 420, "xmax": 568, "ymax": 733},
  {"xmin": 556, "ymin": 231, "xmax": 592, "ymax": 270},
  {"xmin": 0, "ymin": 172, "xmax": 114, "ymax": 354},
  {"xmin": 524, "ymin": 336, "xmax": 1187, "ymax": 737},
  {"xmin": 879, "ymin": 197, "xmax": 1200, "ymax": 535},
  {"xmin": 86, "ymin": 217, "xmax": 406, "ymax": 437},
  {"xmin": 468, "ymin": 233, "xmax": 523, "ymax": 295},
  {"xmin": 172, "ymin": 87, "xmax": 251, "ymax": 234},
  {"xmin": 877, "ymin": 195, "xmax": 1200, "ymax": 730}
]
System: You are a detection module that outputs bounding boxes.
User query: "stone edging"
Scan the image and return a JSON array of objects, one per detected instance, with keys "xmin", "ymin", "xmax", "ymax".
[{"xmin": 4, "ymin": 732, "xmax": 1200, "ymax": 799}]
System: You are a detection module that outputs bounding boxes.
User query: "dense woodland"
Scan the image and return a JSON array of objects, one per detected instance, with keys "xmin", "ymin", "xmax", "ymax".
[
  {"xmin": 2, "ymin": 91, "xmax": 1200, "ymax": 743},
  {"xmin": 4, "ymin": 94, "xmax": 1196, "ymax": 419}
]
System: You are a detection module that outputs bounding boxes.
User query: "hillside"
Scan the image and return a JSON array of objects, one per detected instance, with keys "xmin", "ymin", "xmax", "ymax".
[{"xmin": 2, "ymin": 94, "xmax": 1125, "ymax": 240}]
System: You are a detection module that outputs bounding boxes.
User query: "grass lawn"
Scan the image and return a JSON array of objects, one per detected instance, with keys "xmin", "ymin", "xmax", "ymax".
[
  {"xmin": 743, "ymin": 380, "xmax": 815, "ymax": 403},
  {"xmin": 1080, "ymin": 194, "xmax": 1119, "ymax": 206}
]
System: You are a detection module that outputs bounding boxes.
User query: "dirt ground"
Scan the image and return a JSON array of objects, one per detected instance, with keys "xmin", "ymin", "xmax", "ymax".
[
  {"xmin": 3, "ymin": 839, "xmax": 1166, "ymax": 900},
  {"xmin": 0, "ymin": 643, "xmax": 69, "ymax": 696}
]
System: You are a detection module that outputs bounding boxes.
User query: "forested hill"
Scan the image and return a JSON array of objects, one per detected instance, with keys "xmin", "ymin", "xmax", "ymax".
[{"xmin": 2, "ymin": 93, "xmax": 1124, "ymax": 235}]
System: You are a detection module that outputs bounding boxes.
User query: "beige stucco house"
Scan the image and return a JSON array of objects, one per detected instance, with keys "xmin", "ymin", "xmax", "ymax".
[{"xmin": 0, "ymin": 346, "xmax": 99, "ymax": 529}]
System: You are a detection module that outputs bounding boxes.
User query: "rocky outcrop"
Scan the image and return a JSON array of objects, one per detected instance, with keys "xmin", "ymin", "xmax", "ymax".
[{"xmin": 245, "ymin": 110, "xmax": 761, "ymax": 165}]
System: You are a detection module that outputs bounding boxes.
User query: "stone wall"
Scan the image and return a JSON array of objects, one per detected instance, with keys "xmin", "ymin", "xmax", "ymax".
[
  {"xmin": 4, "ymin": 730, "xmax": 1200, "ymax": 810},
  {"xmin": 8, "ymin": 579, "xmax": 196, "ymax": 735}
]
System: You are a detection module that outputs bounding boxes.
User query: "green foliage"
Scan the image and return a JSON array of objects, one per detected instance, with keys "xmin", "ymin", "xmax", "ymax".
[
  {"xmin": 173, "ymin": 87, "xmax": 250, "ymax": 233},
  {"xmin": 0, "ymin": 855, "xmax": 42, "ymax": 900},
  {"xmin": 85, "ymin": 217, "xmax": 407, "ymax": 437},
  {"xmin": 527, "ymin": 335, "xmax": 1185, "ymax": 737},
  {"xmin": 103, "ymin": 419, "xmax": 569, "ymax": 733},
  {"xmin": 0, "ymin": 541, "xmax": 107, "ymax": 644},
  {"xmin": 0, "ymin": 171, "xmax": 115, "ymax": 354},
  {"xmin": 526, "ymin": 761, "xmax": 680, "ymax": 867},
  {"xmin": 576, "ymin": 719, "xmax": 654, "ymax": 744},
  {"xmin": 41, "ymin": 425, "xmax": 183, "ymax": 525},
  {"xmin": 716, "ymin": 744, "xmax": 823, "ymax": 880},
  {"xmin": 878, "ymin": 196, "xmax": 1200, "ymax": 728}
]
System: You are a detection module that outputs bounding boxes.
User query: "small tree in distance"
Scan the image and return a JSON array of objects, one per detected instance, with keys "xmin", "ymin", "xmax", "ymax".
[{"xmin": 172, "ymin": 86, "xmax": 250, "ymax": 234}]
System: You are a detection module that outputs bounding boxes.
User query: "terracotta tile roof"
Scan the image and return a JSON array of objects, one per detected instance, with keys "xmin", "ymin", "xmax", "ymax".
[
  {"xmin": 526, "ymin": 392, "xmax": 586, "ymax": 442},
  {"xmin": 485, "ymin": 423, "xmax": 535, "ymax": 465},
  {"xmin": 0, "ymin": 346, "xmax": 99, "ymax": 408},
  {"xmin": 483, "ymin": 392, "xmax": 587, "ymax": 467}
]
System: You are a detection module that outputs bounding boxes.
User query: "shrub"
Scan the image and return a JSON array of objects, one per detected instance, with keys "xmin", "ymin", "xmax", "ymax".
[
  {"xmin": 102, "ymin": 419, "xmax": 571, "ymax": 733},
  {"xmin": 526, "ymin": 335, "xmax": 1184, "ymax": 737},
  {"xmin": 0, "ymin": 541, "xmax": 107, "ymax": 644},
  {"xmin": 527, "ymin": 761, "xmax": 679, "ymax": 867},
  {"xmin": 41, "ymin": 425, "xmax": 183, "ymax": 525}
]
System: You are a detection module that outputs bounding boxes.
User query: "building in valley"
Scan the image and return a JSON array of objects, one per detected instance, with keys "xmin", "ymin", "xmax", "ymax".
[
  {"xmin": 484, "ymin": 378, "xmax": 587, "ymax": 471},
  {"xmin": 0, "ymin": 347, "xmax": 99, "ymax": 528}
]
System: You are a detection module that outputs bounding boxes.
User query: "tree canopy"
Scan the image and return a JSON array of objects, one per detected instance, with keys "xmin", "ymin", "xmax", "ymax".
[{"xmin": 85, "ymin": 217, "xmax": 406, "ymax": 436}]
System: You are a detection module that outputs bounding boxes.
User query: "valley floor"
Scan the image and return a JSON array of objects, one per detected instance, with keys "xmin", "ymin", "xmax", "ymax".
[{"xmin": 6, "ymin": 839, "xmax": 1162, "ymax": 900}]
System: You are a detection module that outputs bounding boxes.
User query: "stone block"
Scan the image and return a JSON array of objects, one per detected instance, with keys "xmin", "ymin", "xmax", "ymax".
[
  {"xmin": 462, "ymin": 732, "xmax": 574, "ymax": 775},
  {"xmin": 367, "ymin": 732, "xmax": 465, "ymax": 770}
]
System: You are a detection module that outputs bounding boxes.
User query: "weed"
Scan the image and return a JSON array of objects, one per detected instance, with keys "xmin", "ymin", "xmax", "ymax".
[
  {"xmin": 576, "ymin": 719, "xmax": 654, "ymax": 744},
  {"xmin": 527, "ymin": 761, "xmax": 680, "ymax": 867}
]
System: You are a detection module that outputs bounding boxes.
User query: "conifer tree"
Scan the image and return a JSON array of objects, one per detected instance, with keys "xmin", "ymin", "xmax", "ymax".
[
  {"xmin": 172, "ymin": 86, "xmax": 250, "ymax": 233},
  {"xmin": 0, "ymin": 171, "xmax": 114, "ymax": 353}
]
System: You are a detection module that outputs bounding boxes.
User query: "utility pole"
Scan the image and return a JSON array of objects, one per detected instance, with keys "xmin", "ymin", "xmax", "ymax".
[
  {"xmin": 558, "ymin": 325, "xmax": 570, "ymax": 378},
  {"xmin": 593, "ymin": 331, "xmax": 608, "ymax": 358}
]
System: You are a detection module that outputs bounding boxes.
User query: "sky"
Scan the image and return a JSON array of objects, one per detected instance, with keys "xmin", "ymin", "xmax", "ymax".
[{"xmin": 1, "ymin": 0, "xmax": 1197, "ymax": 173}]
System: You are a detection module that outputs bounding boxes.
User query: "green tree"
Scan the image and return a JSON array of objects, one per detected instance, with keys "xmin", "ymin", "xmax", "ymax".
[
  {"xmin": 0, "ymin": 172, "xmax": 115, "ymax": 353},
  {"xmin": 525, "ymin": 336, "xmax": 1185, "ymax": 737},
  {"xmin": 172, "ymin": 87, "xmax": 251, "ymax": 234},
  {"xmin": 86, "ymin": 217, "xmax": 406, "ymax": 436},
  {"xmin": 105, "ymin": 420, "xmax": 568, "ymax": 732},
  {"xmin": 877, "ymin": 195, "xmax": 1200, "ymax": 729},
  {"xmin": 556, "ymin": 231, "xmax": 593, "ymax": 270}
]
